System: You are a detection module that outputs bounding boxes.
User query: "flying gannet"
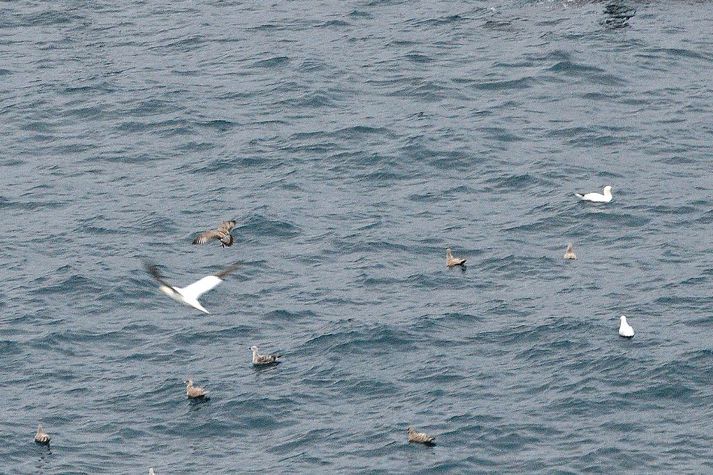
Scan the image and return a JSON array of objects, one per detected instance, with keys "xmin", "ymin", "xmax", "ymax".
[{"xmin": 145, "ymin": 262, "xmax": 239, "ymax": 314}]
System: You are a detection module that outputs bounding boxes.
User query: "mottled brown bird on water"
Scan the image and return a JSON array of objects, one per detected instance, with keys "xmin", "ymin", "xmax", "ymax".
[
  {"xmin": 185, "ymin": 379, "xmax": 208, "ymax": 399},
  {"xmin": 563, "ymin": 242, "xmax": 577, "ymax": 260},
  {"xmin": 34, "ymin": 424, "xmax": 50, "ymax": 445},
  {"xmin": 407, "ymin": 426, "xmax": 435, "ymax": 445},
  {"xmin": 446, "ymin": 248, "xmax": 466, "ymax": 267},
  {"xmin": 250, "ymin": 346, "xmax": 281, "ymax": 366}
]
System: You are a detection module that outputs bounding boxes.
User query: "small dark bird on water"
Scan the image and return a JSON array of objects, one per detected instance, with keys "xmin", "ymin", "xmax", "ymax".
[{"xmin": 192, "ymin": 220, "xmax": 236, "ymax": 247}]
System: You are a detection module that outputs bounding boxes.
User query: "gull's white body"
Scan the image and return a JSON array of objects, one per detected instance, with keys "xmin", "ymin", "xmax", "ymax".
[
  {"xmin": 159, "ymin": 275, "xmax": 222, "ymax": 314},
  {"xmin": 619, "ymin": 315, "xmax": 634, "ymax": 338},
  {"xmin": 576, "ymin": 185, "xmax": 612, "ymax": 203}
]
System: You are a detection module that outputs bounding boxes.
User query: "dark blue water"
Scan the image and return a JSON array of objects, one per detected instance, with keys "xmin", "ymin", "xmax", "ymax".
[{"xmin": 3, "ymin": 1, "xmax": 713, "ymax": 472}]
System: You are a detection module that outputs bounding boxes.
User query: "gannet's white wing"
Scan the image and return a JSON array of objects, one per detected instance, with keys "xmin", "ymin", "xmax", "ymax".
[{"xmin": 180, "ymin": 275, "xmax": 223, "ymax": 300}]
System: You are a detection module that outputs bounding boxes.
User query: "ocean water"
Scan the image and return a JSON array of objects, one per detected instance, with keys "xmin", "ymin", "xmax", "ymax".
[{"xmin": 2, "ymin": 0, "xmax": 713, "ymax": 472}]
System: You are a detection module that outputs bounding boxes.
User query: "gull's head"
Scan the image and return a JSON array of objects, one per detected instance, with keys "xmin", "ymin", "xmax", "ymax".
[
  {"xmin": 407, "ymin": 426, "xmax": 413, "ymax": 433},
  {"xmin": 566, "ymin": 242, "xmax": 574, "ymax": 251},
  {"xmin": 250, "ymin": 346, "xmax": 259, "ymax": 353},
  {"xmin": 620, "ymin": 315, "xmax": 627, "ymax": 324},
  {"xmin": 184, "ymin": 379, "xmax": 192, "ymax": 386},
  {"xmin": 603, "ymin": 185, "xmax": 612, "ymax": 194},
  {"xmin": 446, "ymin": 248, "xmax": 452, "ymax": 255}
]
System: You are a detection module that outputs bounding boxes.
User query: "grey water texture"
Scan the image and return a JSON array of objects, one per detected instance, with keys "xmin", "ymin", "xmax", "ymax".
[{"xmin": 2, "ymin": 0, "xmax": 713, "ymax": 473}]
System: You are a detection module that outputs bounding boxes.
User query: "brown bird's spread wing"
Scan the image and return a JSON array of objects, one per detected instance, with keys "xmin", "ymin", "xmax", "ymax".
[{"xmin": 192, "ymin": 229, "xmax": 222, "ymax": 245}]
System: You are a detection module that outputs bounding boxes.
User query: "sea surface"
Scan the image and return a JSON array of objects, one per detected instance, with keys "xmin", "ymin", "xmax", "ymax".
[{"xmin": 2, "ymin": 0, "xmax": 713, "ymax": 473}]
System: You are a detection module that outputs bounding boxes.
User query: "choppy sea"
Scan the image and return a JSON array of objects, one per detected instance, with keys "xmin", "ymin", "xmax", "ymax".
[{"xmin": 2, "ymin": 0, "xmax": 713, "ymax": 473}]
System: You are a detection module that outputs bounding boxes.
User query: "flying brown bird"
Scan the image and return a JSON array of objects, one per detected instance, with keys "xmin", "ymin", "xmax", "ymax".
[
  {"xmin": 34, "ymin": 424, "xmax": 51, "ymax": 445},
  {"xmin": 407, "ymin": 426, "xmax": 435, "ymax": 445},
  {"xmin": 446, "ymin": 248, "xmax": 467, "ymax": 267},
  {"xmin": 250, "ymin": 346, "xmax": 281, "ymax": 366},
  {"xmin": 192, "ymin": 220, "xmax": 236, "ymax": 247},
  {"xmin": 563, "ymin": 242, "xmax": 577, "ymax": 260},
  {"xmin": 185, "ymin": 379, "xmax": 208, "ymax": 399}
]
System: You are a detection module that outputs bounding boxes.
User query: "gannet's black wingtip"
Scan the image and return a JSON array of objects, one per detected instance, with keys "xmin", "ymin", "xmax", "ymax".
[{"xmin": 215, "ymin": 261, "xmax": 240, "ymax": 279}]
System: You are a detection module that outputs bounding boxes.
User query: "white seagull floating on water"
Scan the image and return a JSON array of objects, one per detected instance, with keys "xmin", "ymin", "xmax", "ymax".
[
  {"xmin": 575, "ymin": 185, "xmax": 612, "ymax": 203},
  {"xmin": 619, "ymin": 315, "xmax": 634, "ymax": 338},
  {"xmin": 146, "ymin": 262, "xmax": 239, "ymax": 314}
]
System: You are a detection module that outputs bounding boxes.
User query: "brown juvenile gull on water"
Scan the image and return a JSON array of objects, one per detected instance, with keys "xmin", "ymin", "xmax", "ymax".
[
  {"xmin": 407, "ymin": 426, "xmax": 435, "ymax": 445},
  {"xmin": 446, "ymin": 248, "xmax": 467, "ymax": 267},
  {"xmin": 34, "ymin": 424, "xmax": 50, "ymax": 445},
  {"xmin": 251, "ymin": 346, "xmax": 281, "ymax": 365},
  {"xmin": 563, "ymin": 242, "xmax": 577, "ymax": 260},
  {"xmin": 192, "ymin": 220, "xmax": 236, "ymax": 247},
  {"xmin": 145, "ymin": 262, "xmax": 240, "ymax": 314},
  {"xmin": 185, "ymin": 379, "xmax": 208, "ymax": 399}
]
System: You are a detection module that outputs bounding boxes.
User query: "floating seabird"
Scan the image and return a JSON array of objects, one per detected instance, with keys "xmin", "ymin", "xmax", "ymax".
[
  {"xmin": 185, "ymin": 379, "xmax": 208, "ymax": 399},
  {"xmin": 192, "ymin": 220, "xmax": 236, "ymax": 247},
  {"xmin": 250, "ymin": 346, "xmax": 281, "ymax": 366},
  {"xmin": 564, "ymin": 243, "xmax": 577, "ymax": 260},
  {"xmin": 149, "ymin": 469, "xmax": 156, "ymax": 475},
  {"xmin": 446, "ymin": 248, "xmax": 467, "ymax": 267},
  {"xmin": 619, "ymin": 315, "xmax": 634, "ymax": 338},
  {"xmin": 34, "ymin": 424, "xmax": 50, "ymax": 445},
  {"xmin": 145, "ymin": 262, "xmax": 239, "ymax": 314},
  {"xmin": 575, "ymin": 185, "xmax": 612, "ymax": 203},
  {"xmin": 407, "ymin": 426, "xmax": 435, "ymax": 446}
]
